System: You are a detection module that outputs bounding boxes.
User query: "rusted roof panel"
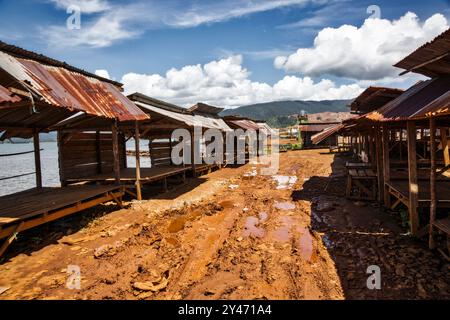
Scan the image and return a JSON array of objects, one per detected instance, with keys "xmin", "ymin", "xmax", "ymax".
[
  {"xmin": 0, "ymin": 85, "xmax": 21, "ymax": 103},
  {"xmin": 0, "ymin": 50, "xmax": 148, "ymax": 122},
  {"xmin": 311, "ymin": 124, "xmax": 344, "ymax": 145},
  {"xmin": 350, "ymin": 87, "xmax": 404, "ymax": 114},
  {"xmin": 228, "ymin": 119, "xmax": 260, "ymax": 131},
  {"xmin": 189, "ymin": 103, "xmax": 224, "ymax": 115},
  {"xmin": 299, "ymin": 123, "xmax": 335, "ymax": 132},
  {"xmin": 366, "ymin": 77, "xmax": 450, "ymax": 121},
  {"xmin": 394, "ymin": 28, "xmax": 450, "ymax": 77},
  {"xmin": 0, "ymin": 41, "xmax": 122, "ymax": 86}
]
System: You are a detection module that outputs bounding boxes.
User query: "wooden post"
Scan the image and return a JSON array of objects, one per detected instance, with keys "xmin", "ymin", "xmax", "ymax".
[
  {"xmin": 375, "ymin": 125, "xmax": 384, "ymax": 203},
  {"xmin": 440, "ymin": 128, "xmax": 450, "ymax": 166},
  {"xmin": 111, "ymin": 122, "xmax": 121, "ymax": 185},
  {"xmin": 33, "ymin": 129, "xmax": 42, "ymax": 189},
  {"xmin": 57, "ymin": 131, "xmax": 66, "ymax": 187},
  {"xmin": 190, "ymin": 129, "xmax": 196, "ymax": 177},
  {"xmin": 429, "ymin": 118, "xmax": 437, "ymax": 249},
  {"xmin": 134, "ymin": 122, "xmax": 142, "ymax": 201},
  {"xmin": 382, "ymin": 124, "xmax": 391, "ymax": 207},
  {"xmin": 95, "ymin": 131, "xmax": 102, "ymax": 174},
  {"xmin": 407, "ymin": 121, "xmax": 419, "ymax": 236}
]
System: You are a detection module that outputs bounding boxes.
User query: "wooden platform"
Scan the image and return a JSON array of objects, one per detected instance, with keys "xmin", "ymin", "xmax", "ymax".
[
  {"xmin": 0, "ymin": 185, "xmax": 124, "ymax": 240},
  {"xmin": 346, "ymin": 162, "xmax": 377, "ymax": 201},
  {"xmin": 65, "ymin": 166, "xmax": 190, "ymax": 185},
  {"xmin": 386, "ymin": 180, "xmax": 450, "ymax": 208},
  {"xmin": 433, "ymin": 217, "xmax": 450, "ymax": 235}
]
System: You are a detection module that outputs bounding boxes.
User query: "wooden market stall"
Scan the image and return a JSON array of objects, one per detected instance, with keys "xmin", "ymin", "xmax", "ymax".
[
  {"xmin": 0, "ymin": 42, "xmax": 148, "ymax": 255},
  {"xmin": 58, "ymin": 93, "xmax": 233, "ymax": 200},
  {"xmin": 223, "ymin": 116, "xmax": 261, "ymax": 163},
  {"xmin": 394, "ymin": 28, "xmax": 450, "ymax": 255}
]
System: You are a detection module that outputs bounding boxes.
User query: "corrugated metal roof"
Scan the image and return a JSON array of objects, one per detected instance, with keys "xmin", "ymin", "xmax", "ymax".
[
  {"xmin": 135, "ymin": 101, "xmax": 232, "ymax": 132},
  {"xmin": 299, "ymin": 123, "xmax": 335, "ymax": 132},
  {"xmin": 350, "ymin": 87, "xmax": 404, "ymax": 114},
  {"xmin": 256, "ymin": 122, "xmax": 276, "ymax": 136},
  {"xmin": 0, "ymin": 85, "xmax": 21, "ymax": 103},
  {"xmin": 0, "ymin": 40, "xmax": 122, "ymax": 86},
  {"xmin": 0, "ymin": 50, "xmax": 148, "ymax": 122},
  {"xmin": 366, "ymin": 77, "xmax": 450, "ymax": 121},
  {"xmin": 311, "ymin": 124, "xmax": 344, "ymax": 145},
  {"xmin": 228, "ymin": 119, "xmax": 260, "ymax": 131},
  {"xmin": 189, "ymin": 103, "xmax": 224, "ymax": 115},
  {"xmin": 394, "ymin": 28, "xmax": 450, "ymax": 78}
]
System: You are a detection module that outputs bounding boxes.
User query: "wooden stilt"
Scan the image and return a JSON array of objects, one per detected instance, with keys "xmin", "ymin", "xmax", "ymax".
[
  {"xmin": 375, "ymin": 125, "xmax": 384, "ymax": 203},
  {"xmin": 429, "ymin": 118, "xmax": 437, "ymax": 249},
  {"xmin": 111, "ymin": 122, "xmax": 121, "ymax": 185},
  {"xmin": 0, "ymin": 222, "xmax": 24, "ymax": 258},
  {"xmin": 441, "ymin": 128, "xmax": 450, "ymax": 166},
  {"xmin": 33, "ymin": 130, "xmax": 42, "ymax": 189},
  {"xmin": 134, "ymin": 121, "xmax": 142, "ymax": 201},
  {"xmin": 382, "ymin": 124, "xmax": 391, "ymax": 207},
  {"xmin": 190, "ymin": 129, "xmax": 196, "ymax": 177},
  {"xmin": 407, "ymin": 121, "xmax": 419, "ymax": 236}
]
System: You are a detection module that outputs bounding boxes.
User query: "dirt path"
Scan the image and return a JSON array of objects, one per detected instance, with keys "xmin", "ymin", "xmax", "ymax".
[{"xmin": 0, "ymin": 149, "xmax": 449, "ymax": 300}]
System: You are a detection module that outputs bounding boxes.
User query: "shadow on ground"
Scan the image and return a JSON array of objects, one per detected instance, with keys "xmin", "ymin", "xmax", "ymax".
[{"xmin": 291, "ymin": 153, "xmax": 450, "ymax": 299}]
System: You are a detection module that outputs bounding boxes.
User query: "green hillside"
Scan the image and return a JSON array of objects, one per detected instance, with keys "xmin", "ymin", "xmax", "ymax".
[{"xmin": 220, "ymin": 99, "xmax": 352, "ymax": 128}]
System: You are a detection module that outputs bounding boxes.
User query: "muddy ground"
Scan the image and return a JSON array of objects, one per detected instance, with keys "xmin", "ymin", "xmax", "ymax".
[{"xmin": 0, "ymin": 149, "xmax": 449, "ymax": 300}]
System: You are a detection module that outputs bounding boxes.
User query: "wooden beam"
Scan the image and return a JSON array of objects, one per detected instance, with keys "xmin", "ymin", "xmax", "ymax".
[
  {"xmin": 135, "ymin": 121, "xmax": 142, "ymax": 201},
  {"xmin": 407, "ymin": 121, "xmax": 419, "ymax": 236},
  {"xmin": 429, "ymin": 118, "xmax": 437, "ymax": 249},
  {"xmin": 440, "ymin": 128, "xmax": 450, "ymax": 166},
  {"xmin": 375, "ymin": 125, "xmax": 384, "ymax": 203},
  {"xmin": 111, "ymin": 122, "xmax": 121, "ymax": 185},
  {"xmin": 33, "ymin": 129, "xmax": 42, "ymax": 189},
  {"xmin": 382, "ymin": 124, "xmax": 391, "ymax": 207}
]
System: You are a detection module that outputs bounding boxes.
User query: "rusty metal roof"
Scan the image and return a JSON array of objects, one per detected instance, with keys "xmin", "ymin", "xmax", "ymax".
[
  {"xmin": 299, "ymin": 123, "xmax": 336, "ymax": 132},
  {"xmin": 188, "ymin": 103, "xmax": 224, "ymax": 115},
  {"xmin": 0, "ymin": 85, "xmax": 21, "ymax": 103},
  {"xmin": 0, "ymin": 47, "xmax": 148, "ymax": 122},
  {"xmin": 394, "ymin": 28, "xmax": 450, "ymax": 77},
  {"xmin": 311, "ymin": 124, "xmax": 344, "ymax": 145},
  {"xmin": 0, "ymin": 41, "xmax": 123, "ymax": 86},
  {"xmin": 365, "ymin": 77, "xmax": 450, "ymax": 121},
  {"xmin": 350, "ymin": 87, "xmax": 404, "ymax": 114},
  {"xmin": 226, "ymin": 119, "xmax": 260, "ymax": 131}
]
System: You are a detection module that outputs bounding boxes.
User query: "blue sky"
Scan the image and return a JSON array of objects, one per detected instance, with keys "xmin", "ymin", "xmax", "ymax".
[{"xmin": 1, "ymin": 0, "xmax": 450, "ymax": 107}]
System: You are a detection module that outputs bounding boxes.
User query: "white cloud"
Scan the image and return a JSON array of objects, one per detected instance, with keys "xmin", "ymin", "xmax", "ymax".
[
  {"xmin": 42, "ymin": 4, "xmax": 144, "ymax": 47},
  {"xmin": 275, "ymin": 12, "xmax": 449, "ymax": 81},
  {"xmin": 49, "ymin": 0, "xmax": 110, "ymax": 13},
  {"xmin": 166, "ymin": 0, "xmax": 313, "ymax": 28},
  {"xmin": 43, "ymin": 0, "xmax": 320, "ymax": 48},
  {"xmin": 94, "ymin": 69, "xmax": 110, "ymax": 79},
  {"xmin": 121, "ymin": 55, "xmax": 363, "ymax": 108}
]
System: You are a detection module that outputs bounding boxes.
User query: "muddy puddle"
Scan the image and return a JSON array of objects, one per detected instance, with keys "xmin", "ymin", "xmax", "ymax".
[
  {"xmin": 272, "ymin": 175, "xmax": 298, "ymax": 190},
  {"xmin": 274, "ymin": 201, "xmax": 296, "ymax": 211}
]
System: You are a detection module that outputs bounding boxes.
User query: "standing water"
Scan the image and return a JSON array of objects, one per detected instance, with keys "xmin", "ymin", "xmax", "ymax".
[{"xmin": 0, "ymin": 139, "xmax": 151, "ymax": 197}]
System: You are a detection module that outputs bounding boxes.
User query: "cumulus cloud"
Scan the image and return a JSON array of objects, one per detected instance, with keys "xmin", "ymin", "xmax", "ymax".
[
  {"xmin": 49, "ymin": 0, "xmax": 110, "ymax": 13},
  {"xmin": 44, "ymin": 0, "xmax": 318, "ymax": 48},
  {"xmin": 121, "ymin": 55, "xmax": 362, "ymax": 108},
  {"xmin": 94, "ymin": 69, "xmax": 110, "ymax": 79},
  {"xmin": 275, "ymin": 12, "xmax": 449, "ymax": 81}
]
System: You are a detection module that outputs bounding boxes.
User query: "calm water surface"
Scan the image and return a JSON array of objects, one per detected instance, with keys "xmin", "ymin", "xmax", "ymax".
[{"xmin": 0, "ymin": 140, "xmax": 151, "ymax": 197}]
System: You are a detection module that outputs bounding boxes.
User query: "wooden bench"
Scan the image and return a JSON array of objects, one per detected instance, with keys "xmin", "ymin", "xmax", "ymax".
[{"xmin": 345, "ymin": 162, "xmax": 377, "ymax": 201}]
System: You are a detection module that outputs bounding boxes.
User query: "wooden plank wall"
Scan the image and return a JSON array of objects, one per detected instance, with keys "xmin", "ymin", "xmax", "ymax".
[
  {"xmin": 150, "ymin": 136, "xmax": 172, "ymax": 167},
  {"xmin": 59, "ymin": 131, "xmax": 125, "ymax": 182}
]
